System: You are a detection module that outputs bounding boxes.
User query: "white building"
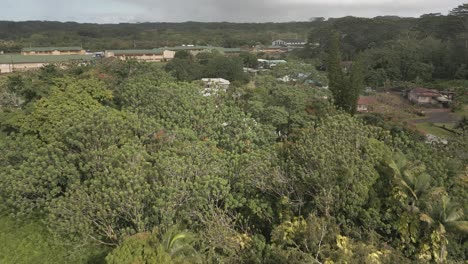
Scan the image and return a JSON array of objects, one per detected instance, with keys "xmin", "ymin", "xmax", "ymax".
[
  {"xmin": 21, "ymin": 46, "xmax": 86, "ymax": 56},
  {"xmin": 272, "ymin": 39, "xmax": 306, "ymax": 47},
  {"xmin": 104, "ymin": 49, "xmax": 175, "ymax": 62}
]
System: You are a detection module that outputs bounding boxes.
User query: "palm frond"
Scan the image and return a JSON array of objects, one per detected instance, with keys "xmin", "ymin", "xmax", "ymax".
[
  {"xmin": 414, "ymin": 173, "xmax": 431, "ymax": 195},
  {"xmin": 420, "ymin": 213, "xmax": 434, "ymax": 225},
  {"xmin": 445, "ymin": 221, "xmax": 468, "ymax": 234},
  {"xmin": 400, "ymin": 179, "xmax": 418, "ymax": 200},
  {"xmin": 170, "ymin": 232, "xmax": 190, "ymax": 249},
  {"xmin": 445, "ymin": 208, "xmax": 464, "ymax": 223}
]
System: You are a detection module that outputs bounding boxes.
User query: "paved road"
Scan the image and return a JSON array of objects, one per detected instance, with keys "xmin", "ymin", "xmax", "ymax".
[{"xmin": 412, "ymin": 109, "xmax": 459, "ymax": 124}]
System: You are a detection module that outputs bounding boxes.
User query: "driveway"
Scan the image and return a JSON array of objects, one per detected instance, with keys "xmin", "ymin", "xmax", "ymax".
[{"xmin": 412, "ymin": 109, "xmax": 459, "ymax": 124}]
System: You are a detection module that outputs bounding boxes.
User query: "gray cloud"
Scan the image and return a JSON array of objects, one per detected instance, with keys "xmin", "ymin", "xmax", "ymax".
[
  {"xmin": 109, "ymin": 0, "xmax": 465, "ymax": 22},
  {"xmin": 0, "ymin": 0, "xmax": 465, "ymax": 23}
]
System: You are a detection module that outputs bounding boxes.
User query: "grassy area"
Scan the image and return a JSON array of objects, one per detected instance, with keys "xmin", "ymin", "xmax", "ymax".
[
  {"xmin": 0, "ymin": 215, "xmax": 107, "ymax": 264},
  {"xmin": 373, "ymin": 93, "xmax": 423, "ymax": 121},
  {"xmin": 454, "ymin": 105, "xmax": 468, "ymax": 119},
  {"xmin": 414, "ymin": 122, "xmax": 457, "ymax": 139}
]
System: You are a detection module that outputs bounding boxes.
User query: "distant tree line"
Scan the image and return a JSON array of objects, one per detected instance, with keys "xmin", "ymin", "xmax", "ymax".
[
  {"xmin": 302, "ymin": 4, "xmax": 468, "ymax": 85},
  {"xmin": 0, "ymin": 21, "xmax": 316, "ymax": 52}
]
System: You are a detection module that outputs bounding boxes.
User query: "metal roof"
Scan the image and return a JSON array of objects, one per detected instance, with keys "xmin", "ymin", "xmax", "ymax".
[
  {"xmin": 274, "ymin": 39, "xmax": 306, "ymax": 43},
  {"xmin": 358, "ymin": 96, "xmax": 377, "ymax": 105},
  {"xmin": 22, "ymin": 47, "xmax": 84, "ymax": 52},
  {"xmin": 0, "ymin": 54, "xmax": 94, "ymax": 64},
  {"xmin": 201, "ymin": 78, "xmax": 230, "ymax": 84},
  {"xmin": 107, "ymin": 49, "xmax": 165, "ymax": 55},
  {"xmin": 263, "ymin": 45, "xmax": 288, "ymax": 49},
  {"xmin": 167, "ymin": 46, "xmax": 213, "ymax": 51},
  {"xmin": 268, "ymin": 60, "xmax": 287, "ymax": 63},
  {"xmin": 411, "ymin": 88, "xmax": 441, "ymax": 97},
  {"xmin": 166, "ymin": 46, "xmax": 241, "ymax": 53}
]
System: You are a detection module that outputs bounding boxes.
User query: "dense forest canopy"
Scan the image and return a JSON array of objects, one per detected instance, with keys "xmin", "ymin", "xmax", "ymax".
[
  {"xmin": 0, "ymin": 58, "xmax": 466, "ymax": 263},
  {"xmin": 0, "ymin": 3, "xmax": 467, "ymax": 264},
  {"xmin": 296, "ymin": 5, "xmax": 468, "ymax": 86},
  {"xmin": 0, "ymin": 21, "xmax": 316, "ymax": 51}
]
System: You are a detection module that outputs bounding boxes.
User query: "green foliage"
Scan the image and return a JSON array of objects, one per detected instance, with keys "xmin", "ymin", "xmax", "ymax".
[
  {"xmin": 239, "ymin": 52, "xmax": 259, "ymax": 68},
  {"xmin": 106, "ymin": 227, "xmax": 202, "ymax": 264},
  {"xmin": 281, "ymin": 114, "xmax": 389, "ymax": 224},
  {"xmin": 240, "ymin": 75, "xmax": 330, "ymax": 135},
  {"xmin": 165, "ymin": 51, "xmax": 250, "ymax": 83},
  {"xmin": 270, "ymin": 215, "xmax": 338, "ymax": 260},
  {"xmin": 0, "ymin": 215, "xmax": 107, "ymax": 264},
  {"xmin": 271, "ymin": 61, "xmax": 328, "ymax": 86},
  {"xmin": 0, "ymin": 55, "xmax": 466, "ymax": 263},
  {"xmin": 0, "ymin": 21, "xmax": 314, "ymax": 51},
  {"xmin": 164, "ymin": 58, "xmax": 201, "ymax": 81},
  {"xmin": 456, "ymin": 116, "xmax": 468, "ymax": 133},
  {"xmin": 303, "ymin": 7, "xmax": 468, "ymax": 83},
  {"xmin": 327, "ymin": 33, "xmax": 363, "ymax": 114}
]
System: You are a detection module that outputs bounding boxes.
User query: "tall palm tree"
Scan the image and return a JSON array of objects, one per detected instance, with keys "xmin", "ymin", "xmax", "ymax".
[
  {"xmin": 420, "ymin": 196, "xmax": 468, "ymax": 264},
  {"xmin": 106, "ymin": 227, "xmax": 202, "ymax": 264},
  {"xmin": 389, "ymin": 154, "xmax": 431, "ymax": 213},
  {"xmin": 159, "ymin": 227, "xmax": 201, "ymax": 263}
]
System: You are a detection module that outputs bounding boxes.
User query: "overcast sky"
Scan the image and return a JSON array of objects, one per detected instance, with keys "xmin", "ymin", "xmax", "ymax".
[{"xmin": 1, "ymin": 0, "xmax": 465, "ymax": 23}]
